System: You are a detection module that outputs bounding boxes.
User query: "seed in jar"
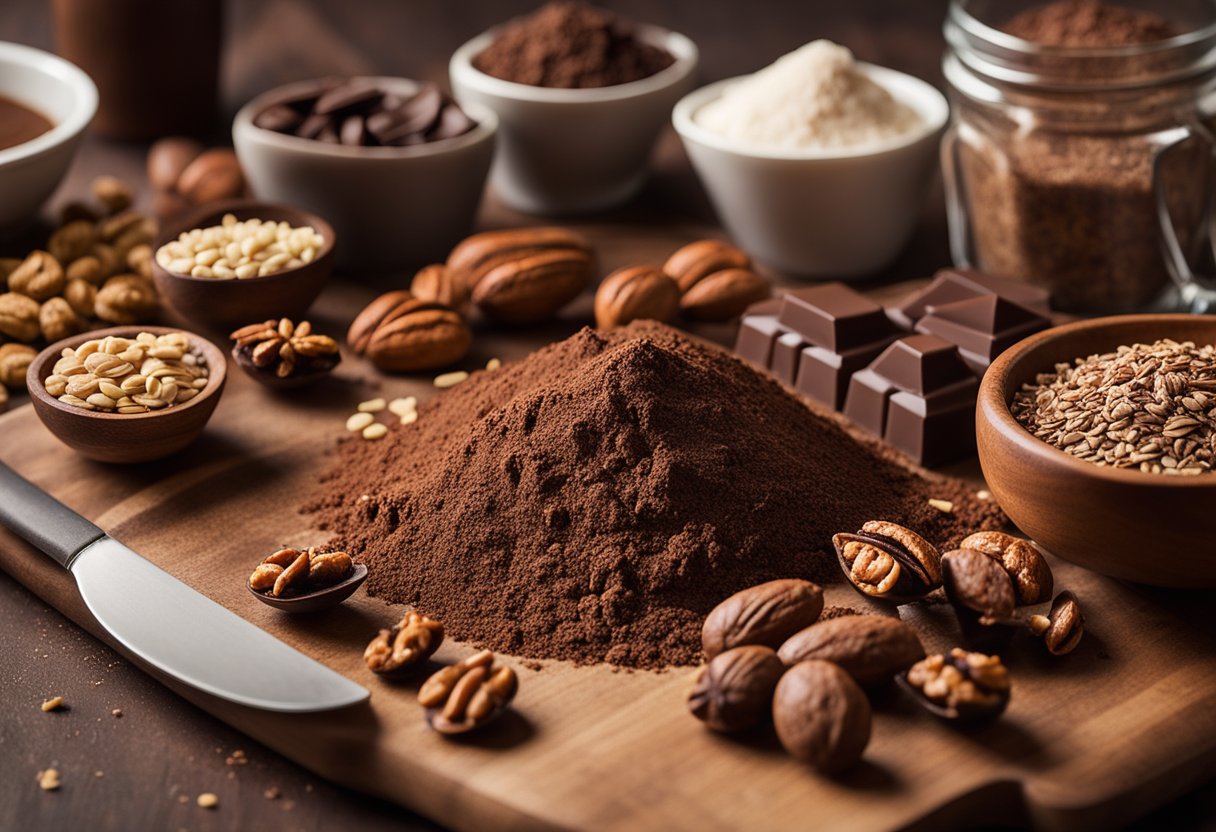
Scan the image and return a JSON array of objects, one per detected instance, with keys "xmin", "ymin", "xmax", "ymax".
[
  {"xmin": 154, "ymin": 213, "xmax": 324, "ymax": 279},
  {"xmin": 45, "ymin": 332, "xmax": 209, "ymax": 414}
]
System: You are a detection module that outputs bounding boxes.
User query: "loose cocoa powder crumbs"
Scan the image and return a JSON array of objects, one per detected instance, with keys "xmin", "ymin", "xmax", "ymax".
[
  {"xmin": 473, "ymin": 1, "xmax": 675, "ymax": 89},
  {"xmin": 306, "ymin": 323, "xmax": 1003, "ymax": 669},
  {"xmin": 1003, "ymin": 0, "xmax": 1178, "ymax": 46}
]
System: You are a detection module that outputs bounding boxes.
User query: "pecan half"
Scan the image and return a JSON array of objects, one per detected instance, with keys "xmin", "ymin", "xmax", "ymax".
[
  {"xmin": 1029, "ymin": 590, "xmax": 1084, "ymax": 656},
  {"xmin": 410, "ymin": 263, "xmax": 469, "ymax": 315},
  {"xmin": 346, "ymin": 291, "xmax": 471, "ymax": 372},
  {"xmin": 364, "ymin": 612, "xmax": 445, "ymax": 674},
  {"xmin": 833, "ymin": 521, "xmax": 942, "ymax": 604},
  {"xmin": 663, "ymin": 239, "xmax": 751, "ymax": 293},
  {"xmin": 679, "ymin": 267, "xmax": 771, "ymax": 322},
  {"xmin": 594, "ymin": 265, "xmax": 681, "ymax": 329}
]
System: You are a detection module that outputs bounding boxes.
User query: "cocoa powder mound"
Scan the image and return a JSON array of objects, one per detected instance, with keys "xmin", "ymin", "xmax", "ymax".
[
  {"xmin": 473, "ymin": 1, "xmax": 675, "ymax": 89},
  {"xmin": 307, "ymin": 323, "xmax": 1003, "ymax": 669},
  {"xmin": 1003, "ymin": 0, "xmax": 1177, "ymax": 46}
]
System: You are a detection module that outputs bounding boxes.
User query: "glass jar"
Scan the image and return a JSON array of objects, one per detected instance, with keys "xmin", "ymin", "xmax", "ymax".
[{"xmin": 942, "ymin": 0, "xmax": 1216, "ymax": 314}]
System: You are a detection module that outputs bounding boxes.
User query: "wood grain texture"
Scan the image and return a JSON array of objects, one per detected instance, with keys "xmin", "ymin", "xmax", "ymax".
[{"xmin": 2, "ymin": 248, "xmax": 1216, "ymax": 830}]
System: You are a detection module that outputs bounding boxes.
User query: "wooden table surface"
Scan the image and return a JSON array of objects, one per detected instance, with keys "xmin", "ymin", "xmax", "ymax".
[{"xmin": 1, "ymin": 1, "xmax": 1214, "ymax": 830}]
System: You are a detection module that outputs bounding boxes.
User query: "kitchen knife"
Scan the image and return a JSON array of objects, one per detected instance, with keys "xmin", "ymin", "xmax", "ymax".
[{"xmin": 0, "ymin": 462, "xmax": 369, "ymax": 712}]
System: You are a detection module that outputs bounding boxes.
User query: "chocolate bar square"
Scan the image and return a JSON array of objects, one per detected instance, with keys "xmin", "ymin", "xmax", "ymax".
[{"xmin": 777, "ymin": 283, "xmax": 898, "ymax": 352}]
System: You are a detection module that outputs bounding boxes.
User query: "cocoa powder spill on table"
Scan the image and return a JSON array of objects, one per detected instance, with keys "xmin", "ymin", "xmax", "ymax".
[
  {"xmin": 307, "ymin": 323, "xmax": 1003, "ymax": 669},
  {"xmin": 473, "ymin": 1, "xmax": 675, "ymax": 89}
]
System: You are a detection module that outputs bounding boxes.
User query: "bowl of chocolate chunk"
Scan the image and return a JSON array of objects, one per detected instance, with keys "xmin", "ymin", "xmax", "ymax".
[
  {"xmin": 0, "ymin": 41, "xmax": 97, "ymax": 228},
  {"xmin": 233, "ymin": 76, "xmax": 495, "ymax": 271},
  {"xmin": 151, "ymin": 201, "xmax": 335, "ymax": 330},
  {"xmin": 977, "ymin": 314, "xmax": 1216, "ymax": 587},
  {"xmin": 673, "ymin": 40, "xmax": 947, "ymax": 277},
  {"xmin": 449, "ymin": 1, "xmax": 698, "ymax": 214},
  {"xmin": 26, "ymin": 326, "xmax": 227, "ymax": 463}
]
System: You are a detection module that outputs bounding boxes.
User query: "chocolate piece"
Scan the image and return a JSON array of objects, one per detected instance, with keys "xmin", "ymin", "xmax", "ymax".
[
  {"xmin": 888, "ymin": 267, "xmax": 1051, "ymax": 329},
  {"xmin": 256, "ymin": 78, "xmax": 476, "ymax": 149},
  {"xmin": 843, "ymin": 336, "xmax": 978, "ymax": 466},
  {"xmin": 734, "ymin": 300, "xmax": 785, "ymax": 370},
  {"xmin": 314, "ymin": 80, "xmax": 382, "ymax": 115},
  {"xmin": 915, "ymin": 295, "xmax": 1050, "ymax": 375},
  {"xmin": 778, "ymin": 283, "xmax": 898, "ymax": 352},
  {"xmin": 795, "ymin": 340, "xmax": 896, "ymax": 411},
  {"xmin": 771, "ymin": 332, "xmax": 807, "ymax": 384}
]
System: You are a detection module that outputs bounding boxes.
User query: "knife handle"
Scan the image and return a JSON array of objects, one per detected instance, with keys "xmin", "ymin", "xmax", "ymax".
[{"xmin": 0, "ymin": 462, "xmax": 106, "ymax": 569}]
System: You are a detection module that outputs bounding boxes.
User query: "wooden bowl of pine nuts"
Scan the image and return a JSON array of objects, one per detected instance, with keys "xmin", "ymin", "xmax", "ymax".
[
  {"xmin": 977, "ymin": 314, "xmax": 1216, "ymax": 588},
  {"xmin": 150, "ymin": 200, "xmax": 335, "ymax": 331},
  {"xmin": 26, "ymin": 326, "xmax": 227, "ymax": 463}
]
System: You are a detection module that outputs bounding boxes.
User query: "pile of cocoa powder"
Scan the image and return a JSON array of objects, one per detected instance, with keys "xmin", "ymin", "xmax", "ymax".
[
  {"xmin": 473, "ymin": 1, "xmax": 674, "ymax": 88},
  {"xmin": 307, "ymin": 323, "xmax": 1002, "ymax": 669},
  {"xmin": 1004, "ymin": 0, "xmax": 1177, "ymax": 46}
]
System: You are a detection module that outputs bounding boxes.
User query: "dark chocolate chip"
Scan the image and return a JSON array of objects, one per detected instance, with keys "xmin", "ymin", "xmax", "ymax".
[
  {"xmin": 340, "ymin": 114, "xmax": 366, "ymax": 146},
  {"xmin": 295, "ymin": 112, "xmax": 332, "ymax": 140},
  {"xmin": 254, "ymin": 103, "xmax": 304, "ymax": 132},
  {"xmin": 314, "ymin": 80, "xmax": 383, "ymax": 115},
  {"xmin": 431, "ymin": 103, "xmax": 476, "ymax": 140}
]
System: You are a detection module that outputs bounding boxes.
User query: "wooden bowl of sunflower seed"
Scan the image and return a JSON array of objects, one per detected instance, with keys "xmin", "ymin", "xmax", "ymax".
[
  {"xmin": 26, "ymin": 326, "xmax": 227, "ymax": 463},
  {"xmin": 977, "ymin": 314, "xmax": 1216, "ymax": 588}
]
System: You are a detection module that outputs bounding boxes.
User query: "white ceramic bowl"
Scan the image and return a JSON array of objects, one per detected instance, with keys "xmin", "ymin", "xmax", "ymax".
[
  {"xmin": 449, "ymin": 26, "xmax": 698, "ymax": 215},
  {"xmin": 672, "ymin": 65, "xmax": 949, "ymax": 278},
  {"xmin": 0, "ymin": 42, "xmax": 97, "ymax": 228},
  {"xmin": 233, "ymin": 77, "xmax": 497, "ymax": 272}
]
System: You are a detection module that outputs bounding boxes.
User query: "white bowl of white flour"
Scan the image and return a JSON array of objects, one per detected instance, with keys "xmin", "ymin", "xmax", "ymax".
[{"xmin": 673, "ymin": 41, "xmax": 948, "ymax": 277}]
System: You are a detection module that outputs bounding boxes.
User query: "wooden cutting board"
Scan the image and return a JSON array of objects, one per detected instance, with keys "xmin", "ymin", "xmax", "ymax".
[{"xmin": 2, "ymin": 236, "xmax": 1215, "ymax": 832}]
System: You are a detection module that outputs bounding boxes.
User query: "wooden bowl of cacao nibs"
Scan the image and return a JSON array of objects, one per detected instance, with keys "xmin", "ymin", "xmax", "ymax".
[{"xmin": 977, "ymin": 314, "xmax": 1216, "ymax": 588}]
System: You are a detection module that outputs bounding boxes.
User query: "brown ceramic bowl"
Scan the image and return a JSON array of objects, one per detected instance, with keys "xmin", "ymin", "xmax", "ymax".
[
  {"xmin": 151, "ymin": 200, "xmax": 335, "ymax": 331},
  {"xmin": 27, "ymin": 326, "xmax": 227, "ymax": 463},
  {"xmin": 977, "ymin": 314, "xmax": 1216, "ymax": 588}
]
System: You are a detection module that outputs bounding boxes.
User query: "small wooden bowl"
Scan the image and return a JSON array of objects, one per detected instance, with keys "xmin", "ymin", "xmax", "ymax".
[
  {"xmin": 151, "ymin": 200, "xmax": 335, "ymax": 331},
  {"xmin": 977, "ymin": 314, "xmax": 1216, "ymax": 588},
  {"xmin": 26, "ymin": 326, "xmax": 227, "ymax": 463}
]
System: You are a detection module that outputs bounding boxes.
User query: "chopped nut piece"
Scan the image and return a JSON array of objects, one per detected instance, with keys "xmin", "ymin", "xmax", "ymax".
[
  {"xmin": 400, "ymin": 411, "xmax": 418, "ymax": 426},
  {"xmin": 357, "ymin": 397, "xmax": 387, "ymax": 412},
  {"xmin": 272, "ymin": 552, "xmax": 311, "ymax": 597},
  {"xmin": 976, "ymin": 489, "xmax": 992, "ymax": 501},
  {"xmin": 111, "ymin": 708, "xmax": 122, "ymax": 718},
  {"xmin": 928, "ymin": 498, "xmax": 954, "ymax": 514},
  {"xmin": 1041, "ymin": 590, "xmax": 1084, "ymax": 656},
  {"xmin": 486, "ymin": 358, "xmax": 501, "ymax": 371},
  {"xmin": 434, "ymin": 370, "xmax": 469, "ymax": 388},
  {"xmin": 903, "ymin": 648, "xmax": 1010, "ymax": 721},
  {"xmin": 364, "ymin": 612, "xmax": 445, "ymax": 674},
  {"xmin": 37, "ymin": 768, "xmax": 61, "ymax": 791},
  {"xmin": 40, "ymin": 696, "xmax": 65, "ymax": 712},
  {"xmin": 307, "ymin": 550, "xmax": 353, "ymax": 586},
  {"xmin": 418, "ymin": 649, "xmax": 517, "ymax": 734},
  {"xmin": 264, "ymin": 787, "xmax": 281, "ymax": 800},
  {"xmin": 229, "ymin": 318, "xmax": 340, "ymax": 384},
  {"xmin": 197, "ymin": 792, "xmax": 219, "ymax": 809},
  {"xmin": 388, "ymin": 396, "xmax": 417, "ymax": 417},
  {"xmin": 363, "ymin": 423, "xmax": 388, "ymax": 440},
  {"xmin": 250, "ymin": 547, "xmax": 353, "ymax": 596}
]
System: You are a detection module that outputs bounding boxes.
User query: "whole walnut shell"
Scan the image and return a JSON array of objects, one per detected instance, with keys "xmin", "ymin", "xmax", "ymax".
[
  {"xmin": 0, "ymin": 292, "xmax": 41, "ymax": 342},
  {"xmin": 95, "ymin": 275, "xmax": 159, "ymax": 325},
  {"xmin": 688, "ymin": 645, "xmax": 785, "ymax": 733},
  {"xmin": 702, "ymin": 579, "xmax": 824, "ymax": 660},
  {"xmin": 348, "ymin": 290, "xmax": 471, "ymax": 373},
  {"xmin": 39, "ymin": 297, "xmax": 87, "ymax": 343},
  {"xmin": 594, "ymin": 265, "xmax": 681, "ymax": 329},
  {"xmin": 777, "ymin": 614, "xmax": 925, "ymax": 687},
  {"xmin": 8, "ymin": 251, "xmax": 65, "ymax": 302},
  {"xmin": 773, "ymin": 660, "xmax": 871, "ymax": 773},
  {"xmin": 0, "ymin": 343, "xmax": 35, "ymax": 388}
]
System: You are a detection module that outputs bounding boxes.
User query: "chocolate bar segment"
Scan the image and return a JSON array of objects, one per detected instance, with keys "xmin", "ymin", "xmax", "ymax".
[
  {"xmin": 777, "ymin": 283, "xmax": 898, "ymax": 352},
  {"xmin": 795, "ymin": 339, "xmax": 895, "ymax": 411},
  {"xmin": 734, "ymin": 299, "xmax": 785, "ymax": 370},
  {"xmin": 915, "ymin": 295, "xmax": 1050, "ymax": 375},
  {"xmin": 888, "ymin": 267, "xmax": 1051, "ymax": 330}
]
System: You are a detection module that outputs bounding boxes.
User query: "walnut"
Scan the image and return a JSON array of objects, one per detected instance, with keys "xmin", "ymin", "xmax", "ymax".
[
  {"xmin": 66, "ymin": 255, "xmax": 104, "ymax": 285},
  {"xmin": 902, "ymin": 648, "xmax": 1011, "ymax": 722},
  {"xmin": 0, "ymin": 343, "xmax": 35, "ymax": 388},
  {"xmin": 92, "ymin": 175, "xmax": 134, "ymax": 214},
  {"xmin": 418, "ymin": 649, "xmax": 518, "ymax": 734},
  {"xmin": 0, "ymin": 292, "xmax": 41, "ymax": 342},
  {"xmin": 95, "ymin": 275, "xmax": 158, "ymax": 324},
  {"xmin": 39, "ymin": 297, "xmax": 87, "ymax": 343},
  {"xmin": 230, "ymin": 318, "xmax": 341, "ymax": 382},
  {"xmin": 364, "ymin": 612, "xmax": 445, "ymax": 674},
  {"xmin": 0, "ymin": 257, "xmax": 21, "ymax": 290},
  {"xmin": 8, "ymin": 251, "xmax": 65, "ymax": 301},
  {"xmin": 63, "ymin": 279, "xmax": 98, "ymax": 318},
  {"xmin": 833, "ymin": 520, "xmax": 942, "ymax": 604},
  {"xmin": 126, "ymin": 244, "xmax": 154, "ymax": 281},
  {"xmin": 48, "ymin": 221, "xmax": 97, "ymax": 265}
]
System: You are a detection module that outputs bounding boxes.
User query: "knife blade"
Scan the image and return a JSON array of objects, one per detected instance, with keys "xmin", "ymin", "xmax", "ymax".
[{"xmin": 0, "ymin": 462, "xmax": 368, "ymax": 712}]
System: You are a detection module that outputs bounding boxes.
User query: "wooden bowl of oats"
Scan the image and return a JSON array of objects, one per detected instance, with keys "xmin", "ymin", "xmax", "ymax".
[
  {"xmin": 977, "ymin": 314, "xmax": 1216, "ymax": 588},
  {"xmin": 26, "ymin": 326, "xmax": 227, "ymax": 463}
]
